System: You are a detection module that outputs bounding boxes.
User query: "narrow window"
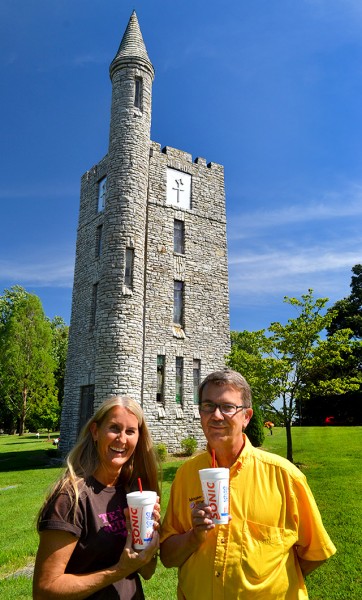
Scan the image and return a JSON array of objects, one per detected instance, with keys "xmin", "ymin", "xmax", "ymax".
[
  {"xmin": 174, "ymin": 280, "xmax": 184, "ymax": 325},
  {"xmin": 79, "ymin": 385, "xmax": 94, "ymax": 435},
  {"xmin": 95, "ymin": 224, "xmax": 103, "ymax": 258},
  {"xmin": 176, "ymin": 357, "xmax": 183, "ymax": 405},
  {"xmin": 193, "ymin": 359, "xmax": 201, "ymax": 404},
  {"xmin": 97, "ymin": 176, "xmax": 107, "ymax": 212},
  {"xmin": 174, "ymin": 219, "xmax": 185, "ymax": 254},
  {"xmin": 134, "ymin": 77, "xmax": 143, "ymax": 110},
  {"xmin": 157, "ymin": 355, "xmax": 165, "ymax": 403},
  {"xmin": 125, "ymin": 248, "xmax": 134, "ymax": 288},
  {"xmin": 90, "ymin": 283, "xmax": 98, "ymax": 327}
]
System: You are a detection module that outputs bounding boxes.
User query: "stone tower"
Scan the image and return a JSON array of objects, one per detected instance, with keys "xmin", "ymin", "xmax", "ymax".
[{"xmin": 60, "ymin": 12, "xmax": 230, "ymax": 454}]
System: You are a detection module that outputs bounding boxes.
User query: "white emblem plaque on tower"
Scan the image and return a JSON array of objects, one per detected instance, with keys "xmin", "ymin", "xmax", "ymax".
[{"xmin": 166, "ymin": 168, "xmax": 191, "ymax": 210}]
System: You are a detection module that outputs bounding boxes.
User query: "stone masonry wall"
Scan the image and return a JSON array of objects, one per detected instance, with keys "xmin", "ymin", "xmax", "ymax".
[
  {"xmin": 61, "ymin": 157, "xmax": 107, "ymax": 451},
  {"xmin": 141, "ymin": 143, "xmax": 230, "ymax": 451}
]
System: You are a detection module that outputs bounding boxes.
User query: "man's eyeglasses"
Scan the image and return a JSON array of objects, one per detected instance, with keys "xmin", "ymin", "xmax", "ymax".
[{"xmin": 199, "ymin": 401, "xmax": 249, "ymax": 416}]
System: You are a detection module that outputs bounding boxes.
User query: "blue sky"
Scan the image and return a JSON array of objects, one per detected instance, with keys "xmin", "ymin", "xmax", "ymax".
[{"xmin": 1, "ymin": 0, "xmax": 361, "ymax": 332}]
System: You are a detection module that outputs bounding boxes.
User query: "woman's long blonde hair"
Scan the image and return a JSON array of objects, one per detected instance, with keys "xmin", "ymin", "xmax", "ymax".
[{"xmin": 37, "ymin": 396, "xmax": 160, "ymax": 529}]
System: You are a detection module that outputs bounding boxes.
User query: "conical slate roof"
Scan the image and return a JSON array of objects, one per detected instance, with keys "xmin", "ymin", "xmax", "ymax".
[{"xmin": 110, "ymin": 11, "xmax": 154, "ymax": 79}]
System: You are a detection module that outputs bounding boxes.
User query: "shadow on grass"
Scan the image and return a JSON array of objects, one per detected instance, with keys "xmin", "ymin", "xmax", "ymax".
[
  {"xmin": 0, "ymin": 448, "xmax": 63, "ymax": 472},
  {"xmin": 1, "ymin": 440, "xmax": 47, "ymax": 446},
  {"xmin": 161, "ymin": 463, "xmax": 182, "ymax": 483}
]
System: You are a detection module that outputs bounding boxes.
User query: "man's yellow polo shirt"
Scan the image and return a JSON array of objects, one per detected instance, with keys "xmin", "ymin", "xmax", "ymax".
[{"xmin": 161, "ymin": 436, "xmax": 336, "ymax": 599}]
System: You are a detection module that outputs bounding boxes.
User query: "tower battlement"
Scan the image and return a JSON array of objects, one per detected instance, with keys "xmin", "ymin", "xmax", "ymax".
[{"xmin": 150, "ymin": 141, "xmax": 224, "ymax": 172}]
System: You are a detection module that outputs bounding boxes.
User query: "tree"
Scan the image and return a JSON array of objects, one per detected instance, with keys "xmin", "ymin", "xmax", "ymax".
[
  {"xmin": 327, "ymin": 264, "xmax": 362, "ymax": 338},
  {"xmin": 49, "ymin": 316, "xmax": 69, "ymax": 405},
  {"xmin": 227, "ymin": 330, "xmax": 274, "ymax": 446},
  {"xmin": 27, "ymin": 394, "xmax": 61, "ymax": 434},
  {"xmin": 0, "ymin": 286, "xmax": 27, "ymax": 432},
  {"xmin": 244, "ymin": 403, "xmax": 265, "ymax": 447},
  {"xmin": 227, "ymin": 290, "xmax": 359, "ymax": 463},
  {"xmin": 228, "ymin": 330, "xmax": 279, "ymax": 410},
  {"xmin": 0, "ymin": 287, "xmax": 56, "ymax": 434},
  {"xmin": 303, "ymin": 265, "xmax": 362, "ymax": 425}
]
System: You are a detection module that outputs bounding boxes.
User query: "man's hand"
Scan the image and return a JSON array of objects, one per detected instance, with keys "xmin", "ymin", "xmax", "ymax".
[
  {"xmin": 190, "ymin": 501, "xmax": 215, "ymax": 544},
  {"xmin": 160, "ymin": 501, "xmax": 216, "ymax": 568}
]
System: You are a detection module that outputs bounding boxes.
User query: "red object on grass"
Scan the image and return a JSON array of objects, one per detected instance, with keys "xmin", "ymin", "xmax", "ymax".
[{"xmin": 324, "ymin": 416, "xmax": 335, "ymax": 425}]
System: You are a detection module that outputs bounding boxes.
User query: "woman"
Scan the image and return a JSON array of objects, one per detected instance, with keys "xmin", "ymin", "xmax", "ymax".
[{"xmin": 33, "ymin": 396, "xmax": 160, "ymax": 600}]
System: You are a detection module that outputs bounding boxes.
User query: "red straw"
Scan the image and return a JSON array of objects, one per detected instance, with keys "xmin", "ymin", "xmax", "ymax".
[
  {"xmin": 138, "ymin": 478, "xmax": 143, "ymax": 493},
  {"xmin": 212, "ymin": 449, "xmax": 216, "ymax": 468}
]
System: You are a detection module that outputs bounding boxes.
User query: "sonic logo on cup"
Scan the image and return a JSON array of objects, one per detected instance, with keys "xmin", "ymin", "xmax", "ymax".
[
  {"xmin": 199, "ymin": 467, "xmax": 229, "ymax": 524},
  {"xmin": 130, "ymin": 506, "xmax": 142, "ymax": 545},
  {"xmin": 206, "ymin": 481, "xmax": 220, "ymax": 520},
  {"xmin": 126, "ymin": 490, "xmax": 156, "ymax": 548}
]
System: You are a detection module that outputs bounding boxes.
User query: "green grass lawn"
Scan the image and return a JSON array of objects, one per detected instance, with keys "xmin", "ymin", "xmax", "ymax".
[
  {"xmin": 0, "ymin": 427, "xmax": 361, "ymax": 599},
  {"xmin": 262, "ymin": 426, "xmax": 362, "ymax": 600}
]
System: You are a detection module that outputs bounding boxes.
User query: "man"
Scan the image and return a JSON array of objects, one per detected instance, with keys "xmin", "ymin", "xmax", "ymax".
[{"xmin": 160, "ymin": 369, "xmax": 336, "ymax": 599}]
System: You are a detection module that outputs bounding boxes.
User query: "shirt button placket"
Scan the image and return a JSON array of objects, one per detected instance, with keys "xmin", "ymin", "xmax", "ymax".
[{"xmin": 214, "ymin": 527, "xmax": 228, "ymax": 599}]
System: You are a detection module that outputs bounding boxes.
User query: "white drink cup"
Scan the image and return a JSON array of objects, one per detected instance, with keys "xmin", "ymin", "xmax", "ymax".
[
  {"xmin": 126, "ymin": 491, "xmax": 157, "ymax": 550},
  {"xmin": 199, "ymin": 468, "xmax": 229, "ymax": 524}
]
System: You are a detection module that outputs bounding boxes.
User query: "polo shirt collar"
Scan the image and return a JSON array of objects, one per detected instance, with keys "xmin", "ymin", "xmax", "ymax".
[{"xmin": 206, "ymin": 434, "xmax": 254, "ymax": 471}]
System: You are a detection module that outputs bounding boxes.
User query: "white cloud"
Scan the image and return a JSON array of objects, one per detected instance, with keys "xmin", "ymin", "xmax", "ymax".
[
  {"xmin": 0, "ymin": 258, "xmax": 74, "ymax": 288},
  {"xmin": 0, "ymin": 183, "xmax": 78, "ymax": 200},
  {"xmin": 227, "ymin": 180, "xmax": 362, "ymax": 306},
  {"xmin": 229, "ymin": 246, "xmax": 360, "ymax": 298},
  {"xmin": 230, "ymin": 248, "xmax": 361, "ymax": 272},
  {"xmin": 228, "ymin": 186, "xmax": 362, "ymax": 240}
]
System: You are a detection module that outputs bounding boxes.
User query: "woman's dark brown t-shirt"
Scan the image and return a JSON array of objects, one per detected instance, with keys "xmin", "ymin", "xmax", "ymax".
[{"xmin": 39, "ymin": 476, "xmax": 144, "ymax": 599}]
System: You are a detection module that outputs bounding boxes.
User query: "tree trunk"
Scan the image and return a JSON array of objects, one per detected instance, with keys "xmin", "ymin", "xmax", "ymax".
[
  {"xmin": 286, "ymin": 420, "xmax": 294, "ymax": 463},
  {"xmin": 19, "ymin": 388, "xmax": 27, "ymax": 436}
]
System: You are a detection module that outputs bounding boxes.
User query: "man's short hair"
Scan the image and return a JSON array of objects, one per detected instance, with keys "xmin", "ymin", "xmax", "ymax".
[{"xmin": 199, "ymin": 369, "xmax": 252, "ymax": 407}]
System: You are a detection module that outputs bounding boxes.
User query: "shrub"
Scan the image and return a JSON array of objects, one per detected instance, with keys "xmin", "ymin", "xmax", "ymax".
[
  {"xmin": 155, "ymin": 443, "xmax": 168, "ymax": 462},
  {"xmin": 245, "ymin": 404, "xmax": 265, "ymax": 447},
  {"xmin": 181, "ymin": 436, "xmax": 198, "ymax": 456}
]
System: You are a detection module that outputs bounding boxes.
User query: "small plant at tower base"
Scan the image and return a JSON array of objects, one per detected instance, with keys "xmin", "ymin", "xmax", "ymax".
[
  {"xmin": 155, "ymin": 443, "xmax": 168, "ymax": 462},
  {"xmin": 180, "ymin": 436, "xmax": 198, "ymax": 456}
]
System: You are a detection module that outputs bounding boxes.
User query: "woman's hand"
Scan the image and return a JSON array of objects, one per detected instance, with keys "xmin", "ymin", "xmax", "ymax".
[
  {"xmin": 152, "ymin": 497, "xmax": 161, "ymax": 531},
  {"xmin": 121, "ymin": 501, "xmax": 161, "ymax": 580},
  {"xmin": 116, "ymin": 528, "xmax": 159, "ymax": 580}
]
